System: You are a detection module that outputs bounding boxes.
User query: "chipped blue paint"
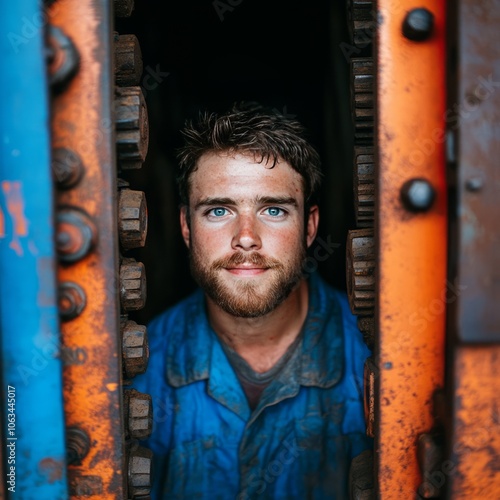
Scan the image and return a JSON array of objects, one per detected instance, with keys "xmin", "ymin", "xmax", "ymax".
[{"xmin": 0, "ymin": 0, "xmax": 69, "ymax": 498}]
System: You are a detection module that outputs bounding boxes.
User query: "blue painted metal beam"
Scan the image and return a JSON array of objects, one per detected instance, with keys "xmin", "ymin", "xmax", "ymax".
[{"xmin": 0, "ymin": 1, "xmax": 69, "ymax": 498}]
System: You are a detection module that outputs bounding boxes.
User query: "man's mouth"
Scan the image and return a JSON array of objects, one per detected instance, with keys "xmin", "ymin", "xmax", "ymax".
[{"xmin": 225, "ymin": 266, "xmax": 268, "ymax": 276}]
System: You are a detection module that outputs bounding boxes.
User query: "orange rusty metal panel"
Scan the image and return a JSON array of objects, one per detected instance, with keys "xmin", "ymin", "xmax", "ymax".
[
  {"xmin": 49, "ymin": 0, "xmax": 126, "ymax": 498},
  {"xmin": 375, "ymin": 1, "xmax": 447, "ymax": 497},
  {"xmin": 448, "ymin": 346, "xmax": 500, "ymax": 498},
  {"xmin": 445, "ymin": 0, "xmax": 500, "ymax": 496}
]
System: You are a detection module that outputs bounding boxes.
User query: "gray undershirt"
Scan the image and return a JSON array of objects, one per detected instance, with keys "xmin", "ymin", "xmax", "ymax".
[{"xmin": 221, "ymin": 331, "xmax": 303, "ymax": 410}]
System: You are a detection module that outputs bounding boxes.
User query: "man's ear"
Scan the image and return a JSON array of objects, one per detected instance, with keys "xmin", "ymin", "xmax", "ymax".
[
  {"xmin": 180, "ymin": 205, "xmax": 191, "ymax": 248},
  {"xmin": 306, "ymin": 205, "xmax": 319, "ymax": 248}
]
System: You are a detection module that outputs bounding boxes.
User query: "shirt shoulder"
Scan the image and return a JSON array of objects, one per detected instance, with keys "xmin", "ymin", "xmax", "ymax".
[
  {"xmin": 314, "ymin": 274, "xmax": 369, "ymax": 355},
  {"xmin": 132, "ymin": 287, "xmax": 204, "ymax": 390},
  {"xmin": 147, "ymin": 287, "xmax": 204, "ymax": 343},
  {"xmin": 312, "ymin": 273, "xmax": 371, "ymax": 385}
]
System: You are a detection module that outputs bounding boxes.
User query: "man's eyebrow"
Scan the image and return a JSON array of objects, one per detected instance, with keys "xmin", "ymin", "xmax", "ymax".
[
  {"xmin": 194, "ymin": 197, "xmax": 236, "ymax": 210},
  {"xmin": 255, "ymin": 196, "xmax": 298, "ymax": 207}
]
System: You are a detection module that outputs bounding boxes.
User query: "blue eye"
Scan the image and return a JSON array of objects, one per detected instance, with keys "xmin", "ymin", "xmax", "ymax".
[
  {"xmin": 265, "ymin": 207, "xmax": 285, "ymax": 217},
  {"xmin": 210, "ymin": 207, "xmax": 227, "ymax": 217}
]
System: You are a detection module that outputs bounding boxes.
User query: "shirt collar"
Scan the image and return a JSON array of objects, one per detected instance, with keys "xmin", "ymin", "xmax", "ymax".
[{"xmin": 165, "ymin": 272, "xmax": 344, "ymax": 392}]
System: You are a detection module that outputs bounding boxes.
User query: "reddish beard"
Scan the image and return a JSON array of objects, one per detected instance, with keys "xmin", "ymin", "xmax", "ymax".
[{"xmin": 189, "ymin": 249, "xmax": 307, "ymax": 318}]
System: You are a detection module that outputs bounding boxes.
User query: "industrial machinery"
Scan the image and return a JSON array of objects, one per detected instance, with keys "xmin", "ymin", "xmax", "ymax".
[{"xmin": 0, "ymin": 0, "xmax": 498, "ymax": 498}]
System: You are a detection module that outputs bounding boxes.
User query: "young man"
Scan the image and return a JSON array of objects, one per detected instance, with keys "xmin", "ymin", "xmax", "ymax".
[{"xmin": 134, "ymin": 103, "xmax": 372, "ymax": 499}]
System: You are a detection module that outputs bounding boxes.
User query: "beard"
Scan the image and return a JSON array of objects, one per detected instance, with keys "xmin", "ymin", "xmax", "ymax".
[{"xmin": 189, "ymin": 246, "xmax": 307, "ymax": 318}]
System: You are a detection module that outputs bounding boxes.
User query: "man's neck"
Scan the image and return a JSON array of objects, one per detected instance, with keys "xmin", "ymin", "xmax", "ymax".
[{"xmin": 206, "ymin": 279, "xmax": 310, "ymax": 373}]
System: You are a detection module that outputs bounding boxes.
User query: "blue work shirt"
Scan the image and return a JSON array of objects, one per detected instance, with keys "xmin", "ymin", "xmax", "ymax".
[{"xmin": 133, "ymin": 272, "xmax": 372, "ymax": 499}]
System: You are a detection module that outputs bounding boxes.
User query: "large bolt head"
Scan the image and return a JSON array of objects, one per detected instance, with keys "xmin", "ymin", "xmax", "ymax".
[
  {"xmin": 47, "ymin": 25, "xmax": 80, "ymax": 90},
  {"xmin": 120, "ymin": 258, "xmax": 147, "ymax": 311},
  {"xmin": 56, "ymin": 208, "xmax": 97, "ymax": 263},
  {"xmin": 119, "ymin": 189, "xmax": 148, "ymax": 249},
  {"xmin": 115, "ymin": 33, "xmax": 143, "ymax": 86},
  {"xmin": 122, "ymin": 320, "xmax": 149, "ymax": 378},
  {"xmin": 115, "ymin": 86, "xmax": 149, "ymax": 170},
  {"xmin": 124, "ymin": 389, "xmax": 153, "ymax": 439},
  {"xmin": 128, "ymin": 446, "xmax": 153, "ymax": 498},
  {"xmin": 52, "ymin": 148, "xmax": 84, "ymax": 190}
]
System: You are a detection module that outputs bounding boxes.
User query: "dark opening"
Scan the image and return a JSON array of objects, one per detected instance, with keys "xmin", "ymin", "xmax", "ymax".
[{"xmin": 116, "ymin": 0, "xmax": 355, "ymax": 325}]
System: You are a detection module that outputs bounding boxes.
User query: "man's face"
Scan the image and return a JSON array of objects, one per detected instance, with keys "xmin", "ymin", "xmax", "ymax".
[{"xmin": 180, "ymin": 152, "xmax": 319, "ymax": 318}]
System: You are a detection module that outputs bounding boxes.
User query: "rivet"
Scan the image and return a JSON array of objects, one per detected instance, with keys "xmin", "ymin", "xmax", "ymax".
[
  {"xmin": 52, "ymin": 148, "xmax": 84, "ymax": 190},
  {"xmin": 56, "ymin": 208, "xmax": 97, "ymax": 263},
  {"xmin": 465, "ymin": 176, "xmax": 483, "ymax": 192},
  {"xmin": 47, "ymin": 25, "xmax": 80, "ymax": 91},
  {"xmin": 400, "ymin": 178, "xmax": 436, "ymax": 212},
  {"xmin": 58, "ymin": 282, "xmax": 86, "ymax": 321},
  {"xmin": 402, "ymin": 8, "xmax": 434, "ymax": 41},
  {"xmin": 66, "ymin": 427, "xmax": 90, "ymax": 466}
]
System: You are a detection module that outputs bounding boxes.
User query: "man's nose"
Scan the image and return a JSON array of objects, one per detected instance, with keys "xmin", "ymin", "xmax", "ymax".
[{"xmin": 231, "ymin": 214, "xmax": 262, "ymax": 251}]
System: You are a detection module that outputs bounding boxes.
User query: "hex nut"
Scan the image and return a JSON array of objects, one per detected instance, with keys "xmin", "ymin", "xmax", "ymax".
[
  {"xmin": 122, "ymin": 320, "xmax": 149, "ymax": 378},
  {"xmin": 120, "ymin": 258, "xmax": 147, "ymax": 311},
  {"xmin": 118, "ymin": 189, "xmax": 148, "ymax": 249}
]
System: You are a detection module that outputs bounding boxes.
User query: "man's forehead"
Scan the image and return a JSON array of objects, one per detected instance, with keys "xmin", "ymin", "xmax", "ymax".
[{"xmin": 190, "ymin": 151, "xmax": 304, "ymax": 189}]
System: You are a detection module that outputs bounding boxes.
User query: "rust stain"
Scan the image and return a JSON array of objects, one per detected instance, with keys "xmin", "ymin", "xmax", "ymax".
[
  {"xmin": 2, "ymin": 181, "xmax": 29, "ymax": 256},
  {"xmin": 2, "ymin": 181, "xmax": 28, "ymax": 236},
  {"xmin": 39, "ymin": 457, "xmax": 64, "ymax": 483}
]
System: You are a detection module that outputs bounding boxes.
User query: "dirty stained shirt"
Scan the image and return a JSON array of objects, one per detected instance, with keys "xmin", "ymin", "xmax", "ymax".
[
  {"xmin": 133, "ymin": 272, "xmax": 373, "ymax": 499},
  {"xmin": 221, "ymin": 330, "xmax": 304, "ymax": 410}
]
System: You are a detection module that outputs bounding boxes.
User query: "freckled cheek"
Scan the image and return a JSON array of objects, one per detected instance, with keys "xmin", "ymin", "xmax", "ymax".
[
  {"xmin": 260, "ymin": 225, "xmax": 304, "ymax": 253},
  {"xmin": 191, "ymin": 223, "xmax": 232, "ymax": 252}
]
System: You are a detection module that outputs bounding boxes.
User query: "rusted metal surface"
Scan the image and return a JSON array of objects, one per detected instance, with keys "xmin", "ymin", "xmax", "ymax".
[
  {"xmin": 445, "ymin": 3, "xmax": 500, "ymax": 496},
  {"xmin": 346, "ymin": 228, "xmax": 375, "ymax": 316},
  {"xmin": 346, "ymin": 0, "xmax": 375, "ymax": 52},
  {"xmin": 122, "ymin": 319, "xmax": 149, "ymax": 379},
  {"xmin": 448, "ymin": 0, "xmax": 500, "ymax": 344},
  {"xmin": 363, "ymin": 356, "xmax": 377, "ymax": 438},
  {"xmin": 447, "ymin": 346, "xmax": 500, "ymax": 498},
  {"xmin": 49, "ymin": 0, "xmax": 127, "ymax": 496},
  {"xmin": 357, "ymin": 316, "xmax": 375, "ymax": 350},
  {"xmin": 115, "ymin": 33, "xmax": 143, "ymax": 87},
  {"xmin": 124, "ymin": 389, "xmax": 153, "ymax": 440},
  {"xmin": 115, "ymin": 86, "xmax": 149, "ymax": 170},
  {"xmin": 417, "ymin": 431, "xmax": 445, "ymax": 498},
  {"xmin": 350, "ymin": 58, "xmax": 374, "ymax": 144},
  {"xmin": 47, "ymin": 24, "xmax": 80, "ymax": 91},
  {"xmin": 127, "ymin": 446, "xmax": 153, "ymax": 498},
  {"xmin": 353, "ymin": 145, "xmax": 374, "ymax": 228},
  {"xmin": 118, "ymin": 189, "xmax": 148, "ymax": 249},
  {"xmin": 120, "ymin": 258, "xmax": 147, "ymax": 311},
  {"xmin": 375, "ymin": 0, "xmax": 447, "ymax": 497},
  {"xmin": 114, "ymin": 0, "xmax": 135, "ymax": 18}
]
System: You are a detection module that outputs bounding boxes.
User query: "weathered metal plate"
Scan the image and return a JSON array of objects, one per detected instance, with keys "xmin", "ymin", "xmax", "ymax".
[
  {"xmin": 450, "ymin": 0, "xmax": 500, "ymax": 343},
  {"xmin": 375, "ymin": 0, "xmax": 447, "ymax": 497}
]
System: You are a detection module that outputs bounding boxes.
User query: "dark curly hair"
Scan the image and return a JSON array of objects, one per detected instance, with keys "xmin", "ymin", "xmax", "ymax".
[{"xmin": 176, "ymin": 102, "xmax": 322, "ymax": 209}]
